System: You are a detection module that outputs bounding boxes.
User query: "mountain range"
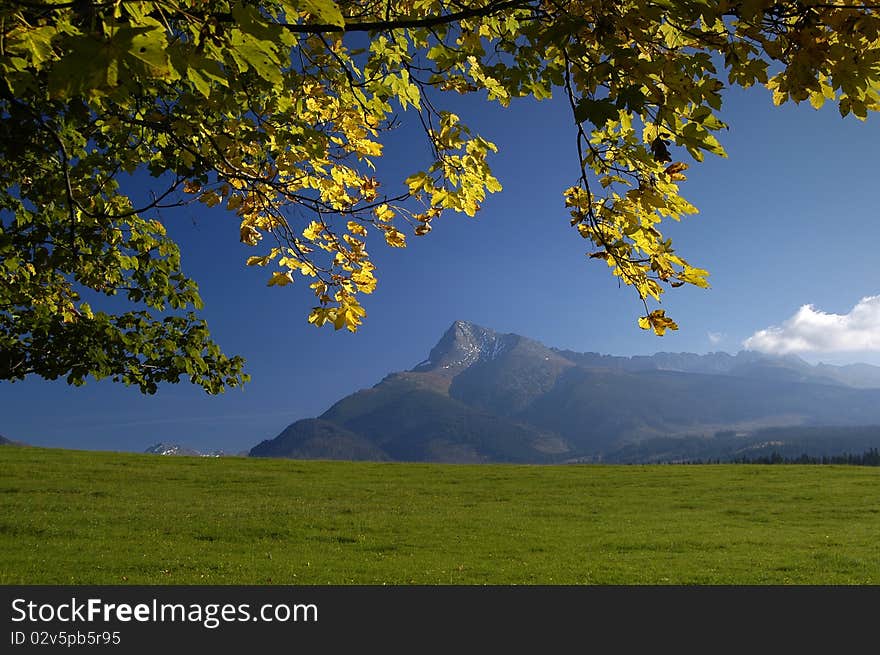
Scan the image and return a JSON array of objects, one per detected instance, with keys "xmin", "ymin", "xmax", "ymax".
[{"xmin": 250, "ymin": 320, "xmax": 880, "ymax": 463}]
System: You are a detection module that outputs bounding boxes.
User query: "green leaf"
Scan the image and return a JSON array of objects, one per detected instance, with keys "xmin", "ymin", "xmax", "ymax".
[
  {"xmin": 48, "ymin": 36, "xmax": 111, "ymax": 99},
  {"xmin": 615, "ymin": 85, "xmax": 647, "ymax": 113},
  {"xmin": 574, "ymin": 97, "xmax": 619, "ymax": 127},
  {"xmin": 126, "ymin": 28, "xmax": 171, "ymax": 75},
  {"xmin": 232, "ymin": 3, "xmax": 285, "ymax": 42},
  {"xmin": 20, "ymin": 25, "xmax": 56, "ymax": 69},
  {"xmin": 289, "ymin": 0, "xmax": 346, "ymax": 28},
  {"xmin": 229, "ymin": 32, "xmax": 282, "ymax": 83}
]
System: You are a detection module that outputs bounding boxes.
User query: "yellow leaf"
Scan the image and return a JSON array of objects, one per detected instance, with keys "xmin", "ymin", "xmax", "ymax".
[
  {"xmin": 308, "ymin": 307, "xmax": 332, "ymax": 326},
  {"xmin": 384, "ymin": 229, "xmax": 406, "ymax": 248},
  {"xmin": 267, "ymin": 271, "xmax": 294, "ymax": 287},
  {"xmin": 351, "ymin": 268, "xmax": 376, "ymax": 293},
  {"xmin": 357, "ymin": 140, "xmax": 383, "ymax": 158},
  {"xmin": 303, "ymin": 221, "xmax": 323, "ymax": 241},
  {"xmin": 360, "ymin": 177, "xmax": 379, "ymax": 200},
  {"xmin": 375, "ymin": 204, "xmax": 395, "ymax": 222},
  {"xmin": 664, "ymin": 162, "xmax": 689, "ymax": 176},
  {"xmin": 638, "ymin": 309, "xmax": 679, "ymax": 336},
  {"xmin": 347, "ymin": 221, "xmax": 368, "ymax": 236},
  {"xmin": 240, "ymin": 225, "xmax": 262, "ymax": 245},
  {"xmin": 199, "ymin": 190, "xmax": 221, "ymax": 207},
  {"xmin": 680, "ymin": 266, "xmax": 711, "ymax": 288},
  {"xmin": 404, "ymin": 172, "xmax": 431, "ymax": 193},
  {"xmin": 227, "ymin": 195, "xmax": 243, "ymax": 211}
]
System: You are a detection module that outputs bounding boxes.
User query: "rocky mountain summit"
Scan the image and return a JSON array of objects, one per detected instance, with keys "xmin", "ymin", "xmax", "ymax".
[{"xmin": 412, "ymin": 320, "xmax": 520, "ymax": 375}]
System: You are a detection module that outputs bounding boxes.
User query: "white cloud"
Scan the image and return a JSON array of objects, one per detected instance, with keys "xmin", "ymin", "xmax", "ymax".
[
  {"xmin": 707, "ymin": 331, "xmax": 724, "ymax": 345},
  {"xmin": 743, "ymin": 295, "xmax": 880, "ymax": 354}
]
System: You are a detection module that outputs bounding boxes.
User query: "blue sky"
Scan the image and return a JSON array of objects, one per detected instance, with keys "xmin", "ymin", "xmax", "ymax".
[{"xmin": 3, "ymin": 83, "xmax": 880, "ymax": 454}]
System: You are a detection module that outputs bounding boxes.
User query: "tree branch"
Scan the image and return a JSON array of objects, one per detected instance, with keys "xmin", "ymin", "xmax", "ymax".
[{"xmin": 229, "ymin": 0, "xmax": 537, "ymax": 34}]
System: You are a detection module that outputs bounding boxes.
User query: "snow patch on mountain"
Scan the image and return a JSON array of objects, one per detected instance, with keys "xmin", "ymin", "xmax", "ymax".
[{"xmin": 144, "ymin": 443, "xmax": 226, "ymax": 457}]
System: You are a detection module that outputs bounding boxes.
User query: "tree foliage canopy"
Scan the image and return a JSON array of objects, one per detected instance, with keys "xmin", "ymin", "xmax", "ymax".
[{"xmin": 2, "ymin": 0, "xmax": 878, "ymax": 392}]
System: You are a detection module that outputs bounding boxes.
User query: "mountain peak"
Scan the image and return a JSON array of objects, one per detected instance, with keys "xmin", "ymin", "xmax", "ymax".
[
  {"xmin": 144, "ymin": 442, "xmax": 225, "ymax": 457},
  {"xmin": 145, "ymin": 442, "xmax": 201, "ymax": 456},
  {"xmin": 412, "ymin": 320, "xmax": 516, "ymax": 375}
]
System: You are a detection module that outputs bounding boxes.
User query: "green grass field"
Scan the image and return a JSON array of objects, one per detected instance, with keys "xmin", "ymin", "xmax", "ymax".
[{"xmin": 2, "ymin": 446, "xmax": 879, "ymax": 584}]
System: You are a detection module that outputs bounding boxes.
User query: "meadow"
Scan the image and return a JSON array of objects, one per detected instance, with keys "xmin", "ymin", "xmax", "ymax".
[{"xmin": 1, "ymin": 446, "xmax": 879, "ymax": 584}]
